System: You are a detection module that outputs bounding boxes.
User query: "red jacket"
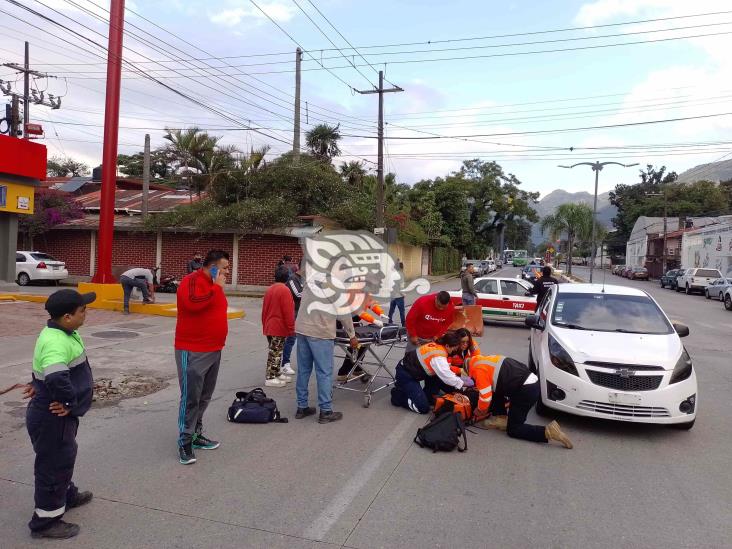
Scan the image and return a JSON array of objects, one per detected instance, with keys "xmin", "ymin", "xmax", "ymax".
[
  {"xmin": 406, "ymin": 294, "xmax": 456, "ymax": 341},
  {"xmin": 175, "ymin": 270, "xmax": 229, "ymax": 352},
  {"xmin": 262, "ymin": 282, "xmax": 295, "ymax": 337}
]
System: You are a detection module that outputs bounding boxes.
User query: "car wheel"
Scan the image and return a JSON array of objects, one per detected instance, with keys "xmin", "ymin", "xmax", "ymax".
[
  {"xmin": 675, "ymin": 284, "xmax": 681, "ymax": 292},
  {"xmin": 705, "ymin": 290, "xmax": 710, "ymax": 299},
  {"xmin": 670, "ymin": 419, "xmax": 695, "ymax": 430},
  {"xmin": 725, "ymin": 294, "xmax": 732, "ymax": 311},
  {"xmin": 660, "ymin": 281, "xmax": 665, "ymax": 288},
  {"xmin": 685, "ymin": 284, "xmax": 690, "ymax": 295},
  {"xmin": 17, "ymin": 272, "xmax": 30, "ymax": 286}
]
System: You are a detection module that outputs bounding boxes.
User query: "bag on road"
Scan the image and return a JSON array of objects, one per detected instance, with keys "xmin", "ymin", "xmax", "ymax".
[
  {"xmin": 433, "ymin": 390, "xmax": 478, "ymax": 423},
  {"xmin": 414, "ymin": 412, "xmax": 467, "ymax": 453},
  {"xmin": 227, "ymin": 388, "xmax": 288, "ymax": 424}
]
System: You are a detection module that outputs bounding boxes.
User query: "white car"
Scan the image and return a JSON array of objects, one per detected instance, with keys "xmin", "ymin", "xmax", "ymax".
[
  {"xmin": 676, "ymin": 267, "xmax": 722, "ymax": 295},
  {"xmin": 16, "ymin": 251, "xmax": 69, "ymax": 286},
  {"xmin": 486, "ymin": 259, "xmax": 497, "ymax": 273},
  {"xmin": 526, "ymin": 283, "xmax": 697, "ymax": 429},
  {"xmin": 449, "ymin": 276, "xmax": 537, "ymax": 323}
]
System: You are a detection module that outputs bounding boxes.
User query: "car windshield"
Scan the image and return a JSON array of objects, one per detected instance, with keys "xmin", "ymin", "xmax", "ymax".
[
  {"xmin": 30, "ymin": 253, "xmax": 57, "ymax": 261},
  {"xmin": 552, "ymin": 293, "xmax": 673, "ymax": 334},
  {"xmin": 697, "ymin": 269, "xmax": 720, "ymax": 277}
]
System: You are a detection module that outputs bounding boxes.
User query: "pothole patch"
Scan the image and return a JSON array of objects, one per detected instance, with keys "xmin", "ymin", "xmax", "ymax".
[
  {"xmin": 91, "ymin": 330, "xmax": 140, "ymax": 339},
  {"xmin": 93, "ymin": 373, "xmax": 168, "ymax": 406}
]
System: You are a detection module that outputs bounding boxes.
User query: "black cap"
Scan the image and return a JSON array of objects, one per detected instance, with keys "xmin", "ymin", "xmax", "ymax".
[{"xmin": 45, "ymin": 289, "xmax": 97, "ymax": 318}]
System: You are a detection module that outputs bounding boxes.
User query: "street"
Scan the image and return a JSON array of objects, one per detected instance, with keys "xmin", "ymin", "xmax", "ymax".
[{"xmin": 1, "ymin": 269, "xmax": 731, "ymax": 548}]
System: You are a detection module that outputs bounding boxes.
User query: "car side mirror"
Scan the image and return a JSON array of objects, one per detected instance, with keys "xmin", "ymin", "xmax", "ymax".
[
  {"xmin": 525, "ymin": 314, "xmax": 543, "ymax": 330},
  {"xmin": 673, "ymin": 323, "xmax": 690, "ymax": 338}
]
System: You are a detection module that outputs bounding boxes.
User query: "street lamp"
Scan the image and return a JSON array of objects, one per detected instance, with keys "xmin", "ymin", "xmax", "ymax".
[{"xmin": 558, "ymin": 161, "xmax": 638, "ymax": 283}]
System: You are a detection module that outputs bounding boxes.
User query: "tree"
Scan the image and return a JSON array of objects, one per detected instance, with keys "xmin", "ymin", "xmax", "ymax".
[
  {"xmin": 339, "ymin": 160, "xmax": 367, "ymax": 188},
  {"xmin": 305, "ymin": 123, "xmax": 341, "ymax": 162},
  {"xmin": 163, "ymin": 127, "xmax": 220, "ymax": 200},
  {"xmin": 117, "ymin": 151, "xmax": 173, "ymax": 179},
  {"xmin": 18, "ymin": 189, "xmax": 84, "ymax": 248},
  {"xmin": 208, "ymin": 145, "xmax": 270, "ymax": 205},
  {"xmin": 46, "ymin": 155, "xmax": 90, "ymax": 177},
  {"xmin": 540, "ymin": 203, "xmax": 594, "ymax": 275}
]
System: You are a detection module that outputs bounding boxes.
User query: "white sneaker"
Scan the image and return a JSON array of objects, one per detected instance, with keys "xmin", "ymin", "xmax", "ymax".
[
  {"xmin": 277, "ymin": 374, "xmax": 292, "ymax": 382},
  {"xmin": 281, "ymin": 363, "xmax": 296, "ymax": 375},
  {"xmin": 265, "ymin": 378, "xmax": 287, "ymax": 388}
]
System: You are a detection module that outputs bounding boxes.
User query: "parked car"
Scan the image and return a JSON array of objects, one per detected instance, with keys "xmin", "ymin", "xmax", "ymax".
[
  {"xmin": 669, "ymin": 268, "xmax": 686, "ymax": 291},
  {"xmin": 525, "ymin": 283, "xmax": 696, "ymax": 429},
  {"xmin": 613, "ymin": 265, "xmax": 625, "ymax": 276},
  {"xmin": 622, "ymin": 266, "xmax": 634, "ymax": 278},
  {"xmin": 15, "ymin": 251, "xmax": 69, "ymax": 286},
  {"xmin": 724, "ymin": 287, "xmax": 732, "ymax": 311},
  {"xmin": 522, "ymin": 264, "xmax": 541, "ymax": 282},
  {"xmin": 448, "ymin": 276, "xmax": 537, "ymax": 323},
  {"xmin": 704, "ymin": 277, "xmax": 732, "ymax": 300},
  {"xmin": 676, "ymin": 267, "xmax": 723, "ymax": 295},
  {"xmin": 533, "ymin": 257, "xmax": 545, "ymax": 266},
  {"xmin": 660, "ymin": 269, "xmax": 680, "ymax": 289},
  {"xmin": 486, "ymin": 259, "xmax": 497, "ymax": 273},
  {"xmin": 629, "ymin": 267, "xmax": 649, "ymax": 280}
]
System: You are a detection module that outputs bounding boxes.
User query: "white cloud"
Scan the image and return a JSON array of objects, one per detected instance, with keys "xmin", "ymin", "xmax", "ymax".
[
  {"xmin": 575, "ymin": 0, "xmax": 731, "ymax": 26},
  {"xmin": 209, "ymin": 1, "xmax": 296, "ymax": 27}
]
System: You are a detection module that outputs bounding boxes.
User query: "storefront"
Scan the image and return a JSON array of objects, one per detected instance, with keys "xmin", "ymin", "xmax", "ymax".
[{"xmin": 0, "ymin": 135, "xmax": 46, "ymax": 283}]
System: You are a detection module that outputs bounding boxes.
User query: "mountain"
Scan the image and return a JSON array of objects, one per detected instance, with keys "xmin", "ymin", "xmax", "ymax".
[
  {"xmin": 676, "ymin": 158, "xmax": 732, "ymax": 183},
  {"xmin": 529, "ymin": 189, "xmax": 616, "ymax": 245}
]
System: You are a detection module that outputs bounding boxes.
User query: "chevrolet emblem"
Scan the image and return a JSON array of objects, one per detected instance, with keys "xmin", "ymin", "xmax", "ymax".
[{"xmin": 616, "ymin": 368, "xmax": 634, "ymax": 378}]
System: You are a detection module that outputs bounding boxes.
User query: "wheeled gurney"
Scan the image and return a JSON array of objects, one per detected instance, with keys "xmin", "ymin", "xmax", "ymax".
[{"xmin": 334, "ymin": 324, "xmax": 407, "ymax": 407}]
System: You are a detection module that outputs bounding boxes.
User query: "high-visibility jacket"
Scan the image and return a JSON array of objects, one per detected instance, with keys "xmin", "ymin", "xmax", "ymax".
[
  {"xmin": 448, "ymin": 343, "xmax": 482, "ymax": 374},
  {"xmin": 466, "ymin": 355, "xmax": 532, "ymax": 415},
  {"xmin": 359, "ymin": 299, "xmax": 386, "ymax": 325},
  {"xmin": 416, "ymin": 342, "xmax": 449, "ymax": 376}
]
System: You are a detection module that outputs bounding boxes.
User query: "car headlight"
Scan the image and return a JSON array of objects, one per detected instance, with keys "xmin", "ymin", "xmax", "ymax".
[
  {"xmin": 548, "ymin": 335, "xmax": 579, "ymax": 376},
  {"xmin": 670, "ymin": 348, "xmax": 693, "ymax": 384}
]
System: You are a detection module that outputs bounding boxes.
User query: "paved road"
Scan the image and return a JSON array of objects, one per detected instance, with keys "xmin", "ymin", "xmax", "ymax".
[{"xmin": 1, "ymin": 270, "xmax": 730, "ymax": 548}]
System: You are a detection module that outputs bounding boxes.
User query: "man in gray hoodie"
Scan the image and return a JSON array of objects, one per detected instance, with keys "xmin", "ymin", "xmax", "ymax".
[{"xmin": 461, "ymin": 263, "xmax": 478, "ymax": 305}]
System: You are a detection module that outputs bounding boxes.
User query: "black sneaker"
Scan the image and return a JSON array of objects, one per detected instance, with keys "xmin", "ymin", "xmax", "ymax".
[
  {"xmin": 67, "ymin": 491, "xmax": 93, "ymax": 509},
  {"xmin": 179, "ymin": 443, "xmax": 196, "ymax": 464},
  {"xmin": 295, "ymin": 406, "xmax": 316, "ymax": 419},
  {"xmin": 31, "ymin": 521, "xmax": 80, "ymax": 539},
  {"xmin": 192, "ymin": 434, "xmax": 220, "ymax": 450},
  {"xmin": 318, "ymin": 410, "xmax": 343, "ymax": 424}
]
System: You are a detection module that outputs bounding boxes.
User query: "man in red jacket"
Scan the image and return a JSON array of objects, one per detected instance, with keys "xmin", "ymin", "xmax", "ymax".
[
  {"xmin": 261, "ymin": 266, "xmax": 295, "ymax": 388},
  {"xmin": 175, "ymin": 249, "xmax": 230, "ymax": 465},
  {"xmin": 405, "ymin": 291, "xmax": 456, "ymax": 352}
]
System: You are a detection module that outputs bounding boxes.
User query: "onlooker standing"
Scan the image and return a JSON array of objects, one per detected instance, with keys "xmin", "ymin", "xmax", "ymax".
[
  {"xmin": 281, "ymin": 263, "xmax": 303, "ymax": 376},
  {"xmin": 295, "ymin": 274, "xmax": 358, "ymax": 423},
  {"xmin": 529, "ymin": 266, "xmax": 560, "ymax": 305},
  {"xmin": 26, "ymin": 289, "xmax": 97, "ymax": 539},
  {"xmin": 276, "ymin": 255, "xmax": 296, "ymax": 279},
  {"xmin": 262, "ymin": 266, "xmax": 295, "ymax": 387},
  {"xmin": 175, "ymin": 250, "xmax": 230, "ymax": 465},
  {"xmin": 460, "ymin": 263, "xmax": 478, "ymax": 305},
  {"xmin": 187, "ymin": 252, "xmax": 203, "ymax": 274},
  {"xmin": 388, "ymin": 262, "xmax": 406, "ymax": 326},
  {"xmin": 405, "ymin": 291, "xmax": 456, "ymax": 352},
  {"xmin": 119, "ymin": 267, "xmax": 154, "ymax": 315}
]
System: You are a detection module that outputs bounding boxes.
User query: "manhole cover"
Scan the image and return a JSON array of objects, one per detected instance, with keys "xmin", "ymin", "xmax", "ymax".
[
  {"xmin": 91, "ymin": 330, "xmax": 140, "ymax": 339},
  {"xmin": 116, "ymin": 322, "xmax": 153, "ymax": 330}
]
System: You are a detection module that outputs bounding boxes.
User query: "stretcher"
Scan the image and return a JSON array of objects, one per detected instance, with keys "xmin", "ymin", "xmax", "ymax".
[{"xmin": 334, "ymin": 324, "xmax": 408, "ymax": 408}]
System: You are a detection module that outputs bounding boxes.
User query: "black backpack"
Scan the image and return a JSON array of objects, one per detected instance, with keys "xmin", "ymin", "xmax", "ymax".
[
  {"xmin": 227, "ymin": 388, "xmax": 288, "ymax": 424},
  {"xmin": 414, "ymin": 412, "xmax": 468, "ymax": 453}
]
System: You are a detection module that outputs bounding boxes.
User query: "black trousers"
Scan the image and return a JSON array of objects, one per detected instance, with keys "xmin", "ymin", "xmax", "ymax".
[
  {"xmin": 26, "ymin": 406, "xmax": 81, "ymax": 532},
  {"xmin": 423, "ymin": 375, "xmax": 453, "ymax": 404},
  {"xmin": 503, "ymin": 381, "xmax": 548, "ymax": 443},
  {"xmin": 337, "ymin": 346, "xmax": 367, "ymax": 376}
]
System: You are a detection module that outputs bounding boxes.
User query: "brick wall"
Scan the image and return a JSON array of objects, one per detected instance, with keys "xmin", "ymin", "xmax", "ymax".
[
  {"xmin": 238, "ymin": 234, "xmax": 302, "ymax": 285},
  {"xmin": 30, "ymin": 230, "xmax": 91, "ymax": 276},
  {"xmin": 161, "ymin": 232, "xmax": 235, "ymax": 284},
  {"xmin": 108, "ymin": 231, "xmax": 157, "ymax": 273}
]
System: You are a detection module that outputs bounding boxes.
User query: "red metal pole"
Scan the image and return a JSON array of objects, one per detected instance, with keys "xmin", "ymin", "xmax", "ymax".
[{"xmin": 92, "ymin": 0, "xmax": 125, "ymax": 283}]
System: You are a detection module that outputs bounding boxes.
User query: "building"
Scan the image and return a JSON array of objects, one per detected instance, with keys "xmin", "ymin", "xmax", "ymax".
[{"xmin": 680, "ymin": 216, "xmax": 732, "ymax": 277}]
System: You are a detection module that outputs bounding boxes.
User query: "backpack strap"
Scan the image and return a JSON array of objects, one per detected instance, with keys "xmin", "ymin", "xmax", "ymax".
[
  {"xmin": 272, "ymin": 407, "xmax": 289, "ymax": 423},
  {"xmin": 456, "ymin": 415, "xmax": 468, "ymax": 452}
]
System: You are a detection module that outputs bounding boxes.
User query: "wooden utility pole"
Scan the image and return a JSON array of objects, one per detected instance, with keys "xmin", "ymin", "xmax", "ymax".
[
  {"xmin": 142, "ymin": 133, "xmax": 150, "ymax": 218},
  {"xmin": 23, "ymin": 42, "xmax": 29, "ymax": 139},
  {"xmin": 293, "ymin": 48, "xmax": 302, "ymax": 164},
  {"xmin": 356, "ymin": 71, "xmax": 403, "ymax": 229}
]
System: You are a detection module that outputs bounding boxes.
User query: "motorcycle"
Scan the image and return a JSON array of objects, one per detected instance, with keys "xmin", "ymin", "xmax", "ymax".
[{"xmin": 152, "ymin": 267, "xmax": 179, "ymax": 293}]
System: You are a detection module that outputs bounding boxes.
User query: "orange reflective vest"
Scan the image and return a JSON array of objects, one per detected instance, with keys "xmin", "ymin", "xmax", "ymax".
[
  {"xmin": 465, "ymin": 355, "xmax": 507, "ymax": 414},
  {"xmin": 416, "ymin": 342, "xmax": 449, "ymax": 377}
]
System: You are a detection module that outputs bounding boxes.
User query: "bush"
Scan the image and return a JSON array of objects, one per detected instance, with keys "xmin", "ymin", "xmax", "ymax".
[{"xmin": 431, "ymin": 247, "xmax": 461, "ymax": 275}]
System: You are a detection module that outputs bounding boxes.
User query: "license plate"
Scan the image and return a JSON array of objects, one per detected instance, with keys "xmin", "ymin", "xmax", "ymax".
[{"xmin": 608, "ymin": 392, "xmax": 642, "ymax": 405}]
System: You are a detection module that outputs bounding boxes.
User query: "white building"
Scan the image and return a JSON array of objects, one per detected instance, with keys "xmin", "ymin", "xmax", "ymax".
[
  {"xmin": 625, "ymin": 217, "xmax": 673, "ymax": 268},
  {"xmin": 681, "ymin": 216, "xmax": 732, "ymax": 277}
]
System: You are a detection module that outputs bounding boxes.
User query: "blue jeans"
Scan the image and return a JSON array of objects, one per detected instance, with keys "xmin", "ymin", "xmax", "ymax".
[
  {"xmin": 120, "ymin": 276, "xmax": 150, "ymax": 311},
  {"xmin": 388, "ymin": 297, "xmax": 405, "ymax": 326},
  {"xmin": 462, "ymin": 292, "xmax": 476, "ymax": 306},
  {"xmin": 295, "ymin": 335, "xmax": 335, "ymax": 411},
  {"xmin": 282, "ymin": 335, "xmax": 296, "ymax": 366}
]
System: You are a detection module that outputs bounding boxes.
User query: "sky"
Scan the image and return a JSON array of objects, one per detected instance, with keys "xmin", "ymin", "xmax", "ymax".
[{"xmin": 2, "ymin": 0, "xmax": 732, "ymax": 199}]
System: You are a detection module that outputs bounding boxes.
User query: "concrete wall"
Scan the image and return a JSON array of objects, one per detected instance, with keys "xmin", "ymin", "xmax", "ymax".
[
  {"xmin": 681, "ymin": 222, "xmax": 732, "ymax": 277},
  {"xmin": 626, "ymin": 236, "xmax": 647, "ymax": 268},
  {"xmin": 387, "ymin": 242, "xmax": 426, "ymax": 280}
]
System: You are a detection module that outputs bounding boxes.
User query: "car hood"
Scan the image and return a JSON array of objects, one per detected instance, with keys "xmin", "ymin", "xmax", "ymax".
[{"xmin": 552, "ymin": 328, "xmax": 681, "ymax": 370}]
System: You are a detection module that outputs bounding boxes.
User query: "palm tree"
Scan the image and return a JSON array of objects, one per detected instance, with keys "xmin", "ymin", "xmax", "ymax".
[
  {"xmin": 163, "ymin": 127, "xmax": 219, "ymax": 201},
  {"xmin": 339, "ymin": 160, "xmax": 367, "ymax": 189},
  {"xmin": 305, "ymin": 123, "xmax": 341, "ymax": 162},
  {"xmin": 540, "ymin": 203, "xmax": 594, "ymax": 275}
]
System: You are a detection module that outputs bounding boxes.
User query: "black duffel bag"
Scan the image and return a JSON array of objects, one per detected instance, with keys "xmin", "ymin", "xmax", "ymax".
[
  {"xmin": 227, "ymin": 388, "xmax": 288, "ymax": 424},
  {"xmin": 414, "ymin": 412, "xmax": 467, "ymax": 453}
]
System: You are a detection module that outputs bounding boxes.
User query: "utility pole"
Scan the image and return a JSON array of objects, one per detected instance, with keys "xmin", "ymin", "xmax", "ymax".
[
  {"xmin": 142, "ymin": 133, "xmax": 150, "ymax": 218},
  {"xmin": 559, "ymin": 161, "xmax": 638, "ymax": 283},
  {"xmin": 293, "ymin": 48, "xmax": 302, "ymax": 164},
  {"xmin": 23, "ymin": 41, "xmax": 29, "ymax": 139},
  {"xmin": 356, "ymin": 71, "xmax": 403, "ymax": 228}
]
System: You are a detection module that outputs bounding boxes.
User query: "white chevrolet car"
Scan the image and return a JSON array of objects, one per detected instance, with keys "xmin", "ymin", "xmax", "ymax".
[
  {"xmin": 16, "ymin": 251, "xmax": 69, "ymax": 286},
  {"xmin": 525, "ymin": 284, "xmax": 697, "ymax": 429}
]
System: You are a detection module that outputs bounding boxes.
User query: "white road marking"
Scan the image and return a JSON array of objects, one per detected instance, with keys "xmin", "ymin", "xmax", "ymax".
[
  {"xmin": 303, "ymin": 412, "xmax": 417, "ymax": 541},
  {"xmin": 697, "ymin": 321, "xmax": 716, "ymax": 330}
]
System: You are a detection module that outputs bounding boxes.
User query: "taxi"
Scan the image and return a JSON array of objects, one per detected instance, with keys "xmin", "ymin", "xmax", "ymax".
[{"xmin": 449, "ymin": 276, "xmax": 537, "ymax": 323}]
